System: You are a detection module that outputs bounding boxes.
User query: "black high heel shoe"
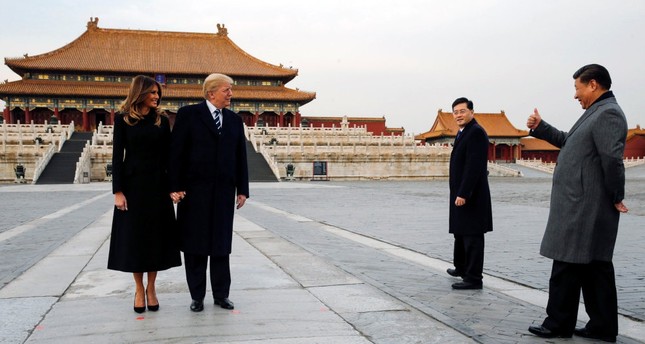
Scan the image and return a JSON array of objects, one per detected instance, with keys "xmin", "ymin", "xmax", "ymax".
[
  {"xmin": 146, "ymin": 288, "xmax": 159, "ymax": 312},
  {"xmin": 134, "ymin": 292, "xmax": 146, "ymax": 313}
]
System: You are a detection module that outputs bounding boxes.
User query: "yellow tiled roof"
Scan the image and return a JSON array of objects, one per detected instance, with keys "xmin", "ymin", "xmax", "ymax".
[
  {"xmin": 627, "ymin": 126, "xmax": 645, "ymax": 141},
  {"xmin": 520, "ymin": 137, "xmax": 559, "ymax": 151},
  {"xmin": 5, "ymin": 19, "xmax": 299, "ymax": 81},
  {"xmin": 415, "ymin": 110, "xmax": 528, "ymax": 140}
]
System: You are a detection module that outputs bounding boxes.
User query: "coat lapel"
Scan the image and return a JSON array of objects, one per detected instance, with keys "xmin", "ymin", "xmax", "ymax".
[
  {"xmin": 566, "ymin": 108, "xmax": 595, "ymax": 139},
  {"xmin": 566, "ymin": 97, "xmax": 612, "ymax": 139},
  {"xmin": 453, "ymin": 119, "xmax": 476, "ymax": 148},
  {"xmin": 197, "ymin": 101, "xmax": 220, "ymax": 136}
]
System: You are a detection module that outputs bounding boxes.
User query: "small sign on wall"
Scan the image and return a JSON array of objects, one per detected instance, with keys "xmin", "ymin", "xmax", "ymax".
[
  {"xmin": 155, "ymin": 74, "xmax": 166, "ymax": 85},
  {"xmin": 312, "ymin": 161, "xmax": 329, "ymax": 181}
]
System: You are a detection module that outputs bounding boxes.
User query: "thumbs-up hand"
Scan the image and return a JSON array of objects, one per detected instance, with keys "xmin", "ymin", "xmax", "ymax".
[{"xmin": 527, "ymin": 108, "xmax": 542, "ymax": 130}]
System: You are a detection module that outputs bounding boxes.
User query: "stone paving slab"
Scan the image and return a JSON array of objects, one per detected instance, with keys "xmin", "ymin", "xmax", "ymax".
[
  {"xmin": 238, "ymin": 183, "xmax": 645, "ymax": 343},
  {"xmin": 0, "ymin": 297, "xmax": 57, "ymax": 344},
  {"xmin": 0, "ymin": 183, "xmax": 472, "ymax": 343},
  {"xmin": 240, "ymin": 174, "xmax": 645, "ymax": 323},
  {"xmin": 2, "ymin": 176, "xmax": 644, "ymax": 343},
  {"xmin": 0, "ymin": 186, "xmax": 113, "ymax": 290}
]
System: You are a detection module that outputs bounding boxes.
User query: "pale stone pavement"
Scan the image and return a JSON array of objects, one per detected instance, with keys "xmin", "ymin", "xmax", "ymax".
[{"xmin": 1, "ymin": 165, "xmax": 644, "ymax": 343}]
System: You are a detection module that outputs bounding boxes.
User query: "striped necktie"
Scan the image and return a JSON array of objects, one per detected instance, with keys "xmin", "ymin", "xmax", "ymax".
[{"xmin": 214, "ymin": 109, "xmax": 222, "ymax": 133}]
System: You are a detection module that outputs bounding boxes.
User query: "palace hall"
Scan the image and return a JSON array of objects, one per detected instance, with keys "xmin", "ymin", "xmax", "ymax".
[
  {"xmin": 416, "ymin": 110, "xmax": 528, "ymax": 162},
  {"xmin": 0, "ymin": 18, "xmax": 316, "ymax": 132}
]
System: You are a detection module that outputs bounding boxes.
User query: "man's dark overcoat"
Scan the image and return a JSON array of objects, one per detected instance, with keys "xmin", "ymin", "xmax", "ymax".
[
  {"xmin": 168, "ymin": 101, "xmax": 249, "ymax": 256},
  {"xmin": 449, "ymin": 119, "xmax": 493, "ymax": 235}
]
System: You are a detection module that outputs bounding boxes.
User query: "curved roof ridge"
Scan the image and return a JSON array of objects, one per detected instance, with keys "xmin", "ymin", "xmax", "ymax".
[
  {"xmin": 219, "ymin": 29, "xmax": 299, "ymax": 76},
  {"xmin": 5, "ymin": 19, "xmax": 299, "ymax": 81},
  {"xmin": 6, "ymin": 29, "xmax": 90, "ymax": 63}
]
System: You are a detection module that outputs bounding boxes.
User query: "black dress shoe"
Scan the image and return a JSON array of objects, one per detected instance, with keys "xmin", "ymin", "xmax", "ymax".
[
  {"xmin": 451, "ymin": 281, "xmax": 482, "ymax": 290},
  {"xmin": 574, "ymin": 327, "xmax": 616, "ymax": 342},
  {"xmin": 190, "ymin": 299, "xmax": 204, "ymax": 312},
  {"xmin": 528, "ymin": 325, "xmax": 572, "ymax": 338},
  {"xmin": 446, "ymin": 268, "xmax": 464, "ymax": 277},
  {"xmin": 214, "ymin": 298, "xmax": 234, "ymax": 310}
]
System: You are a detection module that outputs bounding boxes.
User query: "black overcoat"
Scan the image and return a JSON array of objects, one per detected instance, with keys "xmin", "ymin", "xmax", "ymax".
[
  {"xmin": 448, "ymin": 119, "xmax": 493, "ymax": 235},
  {"xmin": 168, "ymin": 101, "xmax": 249, "ymax": 256},
  {"xmin": 108, "ymin": 114, "xmax": 182, "ymax": 272}
]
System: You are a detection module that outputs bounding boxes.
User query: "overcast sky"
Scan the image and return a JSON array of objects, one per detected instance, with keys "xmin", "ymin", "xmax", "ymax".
[{"xmin": 1, "ymin": 0, "xmax": 643, "ymax": 135}]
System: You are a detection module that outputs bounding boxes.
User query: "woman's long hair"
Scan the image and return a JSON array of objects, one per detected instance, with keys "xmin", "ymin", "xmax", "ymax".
[{"xmin": 119, "ymin": 75, "xmax": 164, "ymax": 126}]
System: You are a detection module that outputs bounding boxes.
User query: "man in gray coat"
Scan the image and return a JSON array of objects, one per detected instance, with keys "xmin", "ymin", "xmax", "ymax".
[{"xmin": 526, "ymin": 64, "xmax": 628, "ymax": 342}]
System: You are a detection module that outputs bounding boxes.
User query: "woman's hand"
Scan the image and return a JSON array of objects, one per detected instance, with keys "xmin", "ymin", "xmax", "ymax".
[{"xmin": 115, "ymin": 192, "xmax": 128, "ymax": 211}]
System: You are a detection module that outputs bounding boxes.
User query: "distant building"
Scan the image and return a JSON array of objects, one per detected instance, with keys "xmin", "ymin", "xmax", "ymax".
[
  {"xmin": 302, "ymin": 116, "xmax": 404, "ymax": 136},
  {"xmin": 519, "ymin": 125, "xmax": 645, "ymax": 162},
  {"xmin": 0, "ymin": 18, "xmax": 316, "ymax": 131},
  {"xmin": 520, "ymin": 137, "xmax": 560, "ymax": 163},
  {"xmin": 415, "ymin": 110, "xmax": 528, "ymax": 162},
  {"xmin": 625, "ymin": 125, "xmax": 645, "ymax": 159}
]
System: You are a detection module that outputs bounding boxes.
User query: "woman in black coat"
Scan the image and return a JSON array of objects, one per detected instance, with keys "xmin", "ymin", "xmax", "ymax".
[{"xmin": 108, "ymin": 75, "xmax": 181, "ymax": 313}]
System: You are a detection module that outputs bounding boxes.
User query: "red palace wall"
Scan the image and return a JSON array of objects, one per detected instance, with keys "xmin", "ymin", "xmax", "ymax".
[
  {"xmin": 304, "ymin": 118, "xmax": 395, "ymax": 136},
  {"xmin": 625, "ymin": 135, "xmax": 645, "ymax": 158}
]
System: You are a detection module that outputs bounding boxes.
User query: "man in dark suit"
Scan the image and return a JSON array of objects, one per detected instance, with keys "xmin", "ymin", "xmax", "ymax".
[
  {"xmin": 168, "ymin": 73, "xmax": 249, "ymax": 312},
  {"xmin": 527, "ymin": 64, "xmax": 627, "ymax": 342},
  {"xmin": 446, "ymin": 97, "xmax": 493, "ymax": 290}
]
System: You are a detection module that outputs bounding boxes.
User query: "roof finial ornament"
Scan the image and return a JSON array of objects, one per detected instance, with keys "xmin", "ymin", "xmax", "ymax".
[
  {"xmin": 87, "ymin": 17, "xmax": 99, "ymax": 31},
  {"xmin": 216, "ymin": 23, "xmax": 228, "ymax": 36}
]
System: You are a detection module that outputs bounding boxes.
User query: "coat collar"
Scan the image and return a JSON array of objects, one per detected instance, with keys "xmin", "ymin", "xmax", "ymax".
[
  {"xmin": 454, "ymin": 119, "xmax": 478, "ymax": 146},
  {"xmin": 567, "ymin": 92, "xmax": 616, "ymax": 138},
  {"xmin": 197, "ymin": 101, "xmax": 221, "ymax": 136}
]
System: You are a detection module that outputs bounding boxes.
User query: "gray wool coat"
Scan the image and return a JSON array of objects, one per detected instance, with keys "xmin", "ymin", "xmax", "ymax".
[{"xmin": 530, "ymin": 93, "xmax": 627, "ymax": 264}]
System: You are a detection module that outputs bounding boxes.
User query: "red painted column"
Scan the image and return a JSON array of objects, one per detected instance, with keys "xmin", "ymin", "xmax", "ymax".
[
  {"xmin": 110, "ymin": 109, "xmax": 115, "ymax": 125},
  {"xmin": 82, "ymin": 108, "xmax": 89, "ymax": 131},
  {"xmin": 25, "ymin": 107, "xmax": 32, "ymax": 124},
  {"xmin": 53, "ymin": 107, "xmax": 59, "ymax": 120},
  {"xmin": 296, "ymin": 112, "xmax": 301, "ymax": 126},
  {"xmin": 254, "ymin": 111, "xmax": 259, "ymax": 126},
  {"xmin": 3, "ymin": 106, "xmax": 8, "ymax": 122},
  {"xmin": 279, "ymin": 111, "xmax": 284, "ymax": 127}
]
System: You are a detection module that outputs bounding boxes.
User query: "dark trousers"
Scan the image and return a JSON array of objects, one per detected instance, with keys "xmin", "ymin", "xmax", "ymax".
[
  {"xmin": 453, "ymin": 234, "xmax": 484, "ymax": 283},
  {"xmin": 184, "ymin": 252, "xmax": 231, "ymax": 301},
  {"xmin": 543, "ymin": 260, "xmax": 618, "ymax": 336}
]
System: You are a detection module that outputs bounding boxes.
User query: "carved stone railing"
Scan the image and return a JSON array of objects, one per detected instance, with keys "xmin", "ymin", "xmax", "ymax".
[
  {"xmin": 516, "ymin": 158, "xmax": 555, "ymax": 173},
  {"xmin": 258, "ymin": 144, "xmax": 282, "ymax": 180},
  {"xmin": 31, "ymin": 144, "xmax": 56, "ymax": 184},
  {"xmin": 624, "ymin": 157, "xmax": 645, "ymax": 168},
  {"xmin": 487, "ymin": 161, "xmax": 523, "ymax": 177},
  {"xmin": 74, "ymin": 140, "xmax": 92, "ymax": 184}
]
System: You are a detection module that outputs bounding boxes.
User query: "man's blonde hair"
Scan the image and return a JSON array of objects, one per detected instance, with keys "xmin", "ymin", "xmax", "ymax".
[{"xmin": 203, "ymin": 73, "xmax": 234, "ymax": 99}]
